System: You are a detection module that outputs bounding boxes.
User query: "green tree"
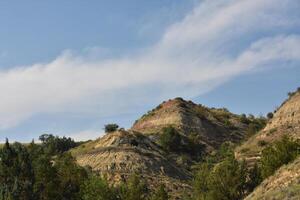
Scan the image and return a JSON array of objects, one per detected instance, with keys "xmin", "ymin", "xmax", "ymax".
[
  {"xmin": 119, "ymin": 174, "xmax": 148, "ymax": 200},
  {"xmin": 208, "ymin": 156, "xmax": 247, "ymax": 200},
  {"xmin": 192, "ymin": 163, "xmax": 211, "ymax": 200},
  {"xmin": 260, "ymin": 136, "xmax": 300, "ymax": 179},
  {"xmin": 150, "ymin": 184, "xmax": 168, "ymax": 200},
  {"xmin": 104, "ymin": 124, "xmax": 119, "ymax": 133},
  {"xmin": 159, "ymin": 126, "xmax": 181, "ymax": 152},
  {"xmin": 55, "ymin": 153, "xmax": 88, "ymax": 200},
  {"xmin": 80, "ymin": 175, "xmax": 117, "ymax": 200},
  {"xmin": 32, "ymin": 154, "xmax": 62, "ymax": 200},
  {"xmin": 39, "ymin": 134, "xmax": 77, "ymax": 155},
  {"xmin": 246, "ymin": 163, "xmax": 262, "ymax": 192}
]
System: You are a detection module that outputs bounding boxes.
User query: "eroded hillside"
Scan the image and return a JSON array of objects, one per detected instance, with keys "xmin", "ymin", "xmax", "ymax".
[
  {"xmin": 132, "ymin": 98, "xmax": 254, "ymax": 152},
  {"xmin": 71, "ymin": 130, "xmax": 191, "ymax": 199},
  {"xmin": 236, "ymin": 90, "xmax": 300, "ymax": 165}
]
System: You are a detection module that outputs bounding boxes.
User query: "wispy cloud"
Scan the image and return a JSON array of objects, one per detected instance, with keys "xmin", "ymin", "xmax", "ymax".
[{"xmin": 0, "ymin": 0, "xmax": 299, "ymax": 129}]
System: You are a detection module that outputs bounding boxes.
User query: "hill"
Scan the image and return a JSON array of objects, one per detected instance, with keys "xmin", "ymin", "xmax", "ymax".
[
  {"xmin": 236, "ymin": 89, "xmax": 300, "ymax": 165},
  {"xmin": 132, "ymin": 97, "xmax": 257, "ymax": 152},
  {"xmin": 71, "ymin": 130, "xmax": 191, "ymax": 199},
  {"xmin": 71, "ymin": 98, "xmax": 265, "ymax": 198}
]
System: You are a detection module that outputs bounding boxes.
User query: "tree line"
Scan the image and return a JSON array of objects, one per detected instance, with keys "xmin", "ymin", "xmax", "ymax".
[
  {"xmin": 0, "ymin": 132, "xmax": 299, "ymax": 200},
  {"xmin": 0, "ymin": 135, "xmax": 168, "ymax": 200}
]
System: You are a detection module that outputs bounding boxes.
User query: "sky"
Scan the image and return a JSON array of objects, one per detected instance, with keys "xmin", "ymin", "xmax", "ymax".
[{"xmin": 0, "ymin": 0, "xmax": 299, "ymax": 142}]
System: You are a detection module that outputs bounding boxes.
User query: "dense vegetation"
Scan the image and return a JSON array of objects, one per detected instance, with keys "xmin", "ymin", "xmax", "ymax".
[
  {"xmin": 159, "ymin": 126, "xmax": 204, "ymax": 159},
  {"xmin": 1, "ymin": 132, "xmax": 299, "ymax": 200},
  {"xmin": 192, "ymin": 136, "xmax": 300, "ymax": 200},
  {"xmin": 0, "ymin": 135, "xmax": 168, "ymax": 200},
  {"xmin": 259, "ymin": 136, "xmax": 300, "ymax": 179}
]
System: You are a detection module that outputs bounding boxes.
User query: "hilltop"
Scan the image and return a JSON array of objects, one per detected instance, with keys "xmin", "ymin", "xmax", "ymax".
[{"xmin": 132, "ymin": 97, "xmax": 261, "ymax": 152}]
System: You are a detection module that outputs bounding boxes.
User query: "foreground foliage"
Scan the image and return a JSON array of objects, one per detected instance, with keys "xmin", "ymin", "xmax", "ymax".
[
  {"xmin": 192, "ymin": 136, "xmax": 300, "ymax": 200},
  {"xmin": 259, "ymin": 135, "xmax": 300, "ymax": 179},
  {"xmin": 0, "ymin": 135, "xmax": 169, "ymax": 200},
  {"xmin": 1, "ymin": 133, "xmax": 299, "ymax": 200}
]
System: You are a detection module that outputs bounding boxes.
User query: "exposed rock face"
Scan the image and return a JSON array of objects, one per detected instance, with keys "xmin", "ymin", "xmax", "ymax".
[
  {"xmin": 236, "ymin": 91, "xmax": 300, "ymax": 164},
  {"xmin": 72, "ymin": 130, "xmax": 191, "ymax": 199},
  {"xmin": 132, "ymin": 98, "xmax": 249, "ymax": 151},
  {"xmin": 245, "ymin": 157, "xmax": 300, "ymax": 200}
]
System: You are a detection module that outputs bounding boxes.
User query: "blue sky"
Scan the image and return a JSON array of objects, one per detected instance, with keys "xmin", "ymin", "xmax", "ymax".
[{"xmin": 0, "ymin": 0, "xmax": 300, "ymax": 142}]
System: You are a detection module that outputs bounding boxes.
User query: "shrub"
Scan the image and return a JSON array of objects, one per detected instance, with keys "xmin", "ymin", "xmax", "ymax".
[
  {"xmin": 104, "ymin": 124, "xmax": 119, "ymax": 133},
  {"xmin": 260, "ymin": 136, "xmax": 300, "ymax": 179},
  {"xmin": 240, "ymin": 114, "xmax": 250, "ymax": 124},
  {"xmin": 159, "ymin": 126, "xmax": 181, "ymax": 152},
  {"xmin": 119, "ymin": 174, "xmax": 148, "ymax": 200},
  {"xmin": 267, "ymin": 112, "xmax": 273, "ymax": 119},
  {"xmin": 80, "ymin": 175, "xmax": 117, "ymax": 200},
  {"xmin": 193, "ymin": 155, "xmax": 248, "ymax": 200},
  {"xmin": 257, "ymin": 140, "xmax": 268, "ymax": 147},
  {"xmin": 150, "ymin": 184, "xmax": 168, "ymax": 200}
]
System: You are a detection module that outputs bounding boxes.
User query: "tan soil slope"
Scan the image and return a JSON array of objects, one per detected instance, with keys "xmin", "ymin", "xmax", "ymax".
[
  {"xmin": 245, "ymin": 156, "xmax": 300, "ymax": 200},
  {"xmin": 236, "ymin": 91, "xmax": 300, "ymax": 164},
  {"xmin": 71, "ymin": 130, "xmax": 191, "ymax": 199},
  {"xmin": 132, "ymin": 98, "xmax": 249, "ymax": 151}
]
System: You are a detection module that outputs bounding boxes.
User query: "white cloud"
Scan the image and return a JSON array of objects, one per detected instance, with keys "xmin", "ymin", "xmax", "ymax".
[{"xmin": 0, "ymin": 0, "xmax": 299, "ymax": 129}]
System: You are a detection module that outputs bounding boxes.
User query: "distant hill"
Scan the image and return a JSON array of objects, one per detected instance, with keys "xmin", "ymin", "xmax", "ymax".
[{"xmin": 132, "ymin": 97, "xmax": 256, "ymax": 152}]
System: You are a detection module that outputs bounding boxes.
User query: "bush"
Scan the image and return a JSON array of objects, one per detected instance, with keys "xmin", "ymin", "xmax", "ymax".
[
  {"xmin": 267, "ymin": 112, "xmax": 273, "ymax": 119},
  {"xmin": 257, "ymin": 140, "xmax": 268, "ymax": 147},
  {"xmin": 104, "ymin": 124, "xmax": 119, "ymax": 133},
  {"xmin": 119, "ymin": 174, "xmax": 148, "ymax": 200},
  {"xmin": 150, "ymin": 184, "xmax": 168, "ymax": 200},
  {"xmin": 193, "ymin": 155, "xmax": 248, "ymax": 200},
  {"xmin": 80, "ymin": 175, "xmax": 117, "ymax": 200},
  {"xmin": 159, "ymin": 126, "xmax": 181, "ymax": 152},
  {"xmin": 260, "ymin": 136, "xmax": 300, "ymax": 179}
]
